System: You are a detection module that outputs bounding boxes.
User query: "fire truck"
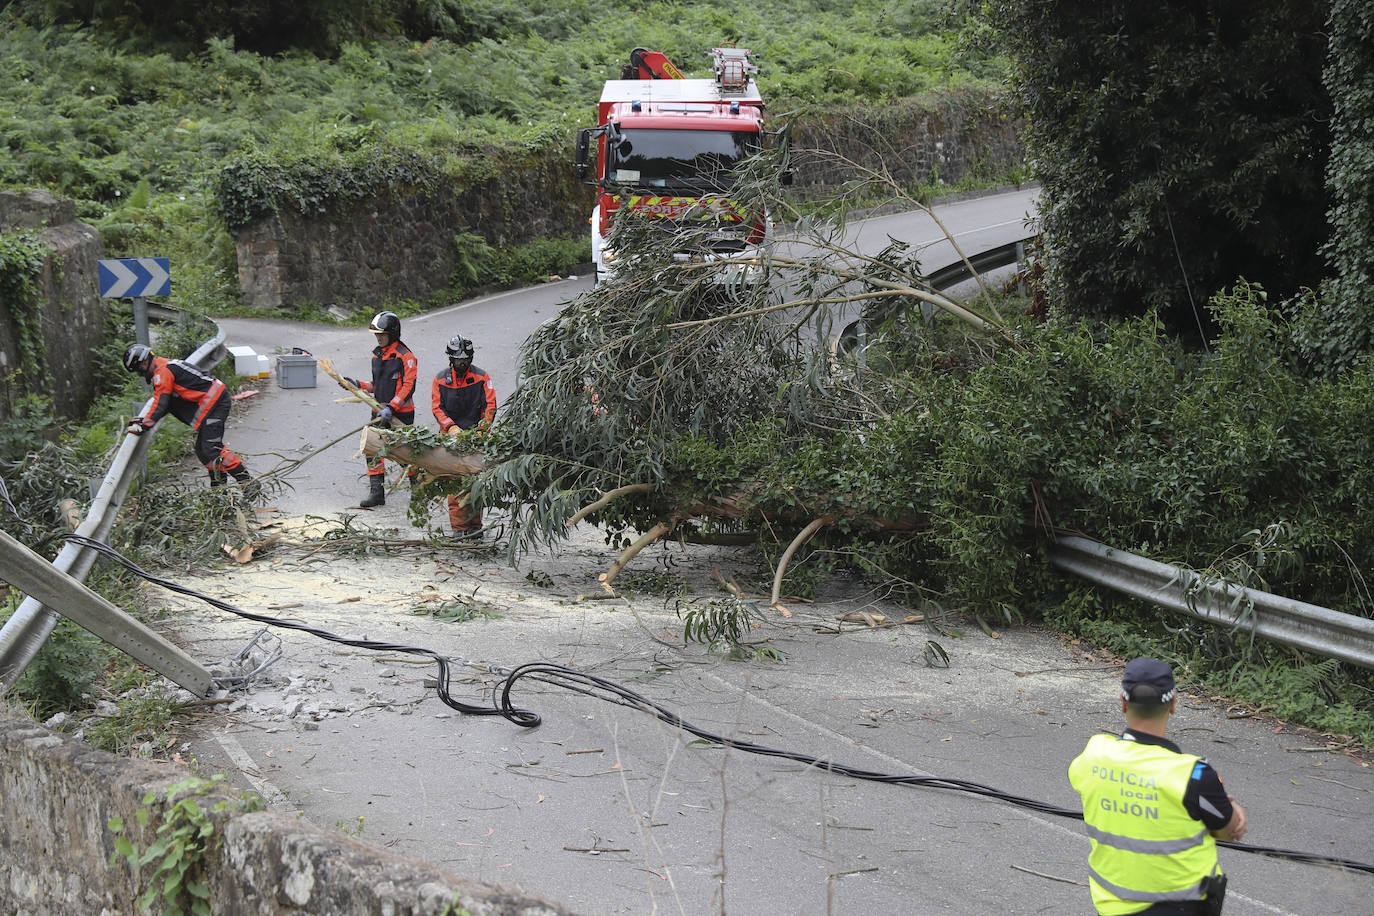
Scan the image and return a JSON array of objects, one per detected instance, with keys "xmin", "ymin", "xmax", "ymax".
[{"xmin": 574, "ymin": 47, "xmax": 776, "ymax": 285}]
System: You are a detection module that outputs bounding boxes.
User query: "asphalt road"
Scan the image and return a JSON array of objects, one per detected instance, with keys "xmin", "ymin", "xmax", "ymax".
[{"xmin": 175, "ymin": 189, "xmax": 1372, "ymax": 915}]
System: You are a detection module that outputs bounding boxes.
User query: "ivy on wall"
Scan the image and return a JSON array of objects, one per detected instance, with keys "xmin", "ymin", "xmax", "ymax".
[
  {"xmin": 1314, "ymin": 0, "xmax": 1374, "ymax": 372},
  {"xmin": 213, "ymin": 140, "xmax": 507, "ymax": 231},
  {"xmin": 0, "ymin": 230, "xmax": 52, "ymax": 392}
]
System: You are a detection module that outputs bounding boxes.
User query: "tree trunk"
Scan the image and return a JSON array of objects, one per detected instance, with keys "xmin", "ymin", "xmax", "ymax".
[{"xmin": 360, "ymin": 428, "xmax": 484, "ymax": 477}]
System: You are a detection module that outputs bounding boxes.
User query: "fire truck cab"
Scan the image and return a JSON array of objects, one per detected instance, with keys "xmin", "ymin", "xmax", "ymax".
[{"xmin": 575, "ymin": 48, "xmax": 771, "ymax": 285}]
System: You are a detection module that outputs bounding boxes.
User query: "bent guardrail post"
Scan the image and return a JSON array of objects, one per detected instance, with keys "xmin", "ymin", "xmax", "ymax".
[
  {"xmin": 0, "ymin": 324, "xmax": 226, "ymax": 695},
  {"xmin": 1050, "ymin": 535, "xmax": 1374, "ymax": 671},
  {"xmin": 0, "ymin": 529, "xmax": 213, "ymax": 696}
]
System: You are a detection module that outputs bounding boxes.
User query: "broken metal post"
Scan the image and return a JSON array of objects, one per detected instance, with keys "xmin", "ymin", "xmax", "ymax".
[{"xmin": 0, "ymin": 528, "xmax": 213, "ymax": 697}]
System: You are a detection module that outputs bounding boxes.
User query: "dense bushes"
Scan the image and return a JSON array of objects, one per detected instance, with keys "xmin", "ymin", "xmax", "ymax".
[
  {"xmin": 985, "ymin": 0, "xmax": 1331, "ymax": 341},
  {"xmin": 1315, "ymin": 0, "xmax": 1374, "ymax": 372}
]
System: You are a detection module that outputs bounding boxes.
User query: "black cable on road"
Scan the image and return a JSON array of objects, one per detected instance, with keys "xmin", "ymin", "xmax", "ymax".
[
  {"xmin": 67, "ymin": 533, "xmax": 1374, "ymax": 877},
  {"xmin": 64, "ymin": 534, "xmax": 539, "ymax": 726}
]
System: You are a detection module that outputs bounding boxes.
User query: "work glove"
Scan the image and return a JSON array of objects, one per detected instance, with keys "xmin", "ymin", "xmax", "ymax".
[
  {"xmin": 126, "ymin": 421, "xmax": 147, "ymax": 436},
  {"xmin": 338, "ymin": 376, "xmax": 358, "ymax": 391},
  {"xmin": 374, "ymin": 406, "xmax": 394, "ymax": 426}
]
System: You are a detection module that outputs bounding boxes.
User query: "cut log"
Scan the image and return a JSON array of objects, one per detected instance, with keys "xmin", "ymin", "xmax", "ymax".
[{"xmin": 360, "ymin": 427, "xmax": 484, "ymax": 477}]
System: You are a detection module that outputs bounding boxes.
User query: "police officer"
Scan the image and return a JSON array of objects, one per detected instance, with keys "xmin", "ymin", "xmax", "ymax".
[
  {"xmin": 430, "ymin": 334, "xmax": 495, "ymax": 537},
  {"xmin": 1069, "ymin": 658, "xmax": 1247, "ymax": 915},
  {"xmin": 122, "ymin": 344, "xmax": 256, "ymax": 496},
  {"xmin": 339, "ymin": 311, "xmax": 418, "ymax": 508}
]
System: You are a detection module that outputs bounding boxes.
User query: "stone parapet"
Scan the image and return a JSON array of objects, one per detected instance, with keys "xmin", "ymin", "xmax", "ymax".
[{"xmin": 0, "ymin": 706, "xmax": 577, "ymax": 915}]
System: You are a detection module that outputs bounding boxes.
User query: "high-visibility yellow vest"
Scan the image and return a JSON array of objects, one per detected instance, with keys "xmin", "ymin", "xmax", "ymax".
[{"xmin": 1068, "ymin": 734, "xmax": 1221, "ymax": 915}]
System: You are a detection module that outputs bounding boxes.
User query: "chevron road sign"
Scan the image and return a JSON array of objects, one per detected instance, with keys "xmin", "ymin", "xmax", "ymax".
[{"xmin": 98, "ymin": 257, "xmax": 171, "ymax": 298}]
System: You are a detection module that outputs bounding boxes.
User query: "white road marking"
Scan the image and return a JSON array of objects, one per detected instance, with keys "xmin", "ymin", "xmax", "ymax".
[
  {"xmin": 699, "ymin": 670, "xmax": 1304, "ymax": 916},
  {"xmin": 214, "ymin": 729, "xmax": 294, "ymax": 811}
]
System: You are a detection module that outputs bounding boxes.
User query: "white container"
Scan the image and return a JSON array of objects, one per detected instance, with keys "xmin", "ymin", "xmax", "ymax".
[
  {"xmin": 255, "ymin": 354, "xmax": 270, "ymax": 378},
  {"xmin": 228, "ymin": 345, "xmax": 259, "ymax": 377}
]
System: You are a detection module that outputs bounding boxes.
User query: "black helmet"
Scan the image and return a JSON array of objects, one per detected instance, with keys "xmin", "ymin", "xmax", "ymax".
[
  {"xmin": 368, "ymin": 311, "xmax": 401, "ymax": 343},
  {"xmin": 122, "ymin": 343, "xmax": 154, "ymax": 374},
  {"xmin": 446, "ymin": 334, "xmax": 474, "ymax": 374}
]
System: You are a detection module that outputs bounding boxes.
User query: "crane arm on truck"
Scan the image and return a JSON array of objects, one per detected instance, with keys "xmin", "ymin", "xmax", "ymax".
[{"xmin": 621, "ymin": 48, "xmax": 684, "ymax": 80}]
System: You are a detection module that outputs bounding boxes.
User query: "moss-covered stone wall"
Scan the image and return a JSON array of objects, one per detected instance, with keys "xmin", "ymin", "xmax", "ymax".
[{"xmin": 232, "ymin": 91, "xmax": 1024, "ymax": 312}]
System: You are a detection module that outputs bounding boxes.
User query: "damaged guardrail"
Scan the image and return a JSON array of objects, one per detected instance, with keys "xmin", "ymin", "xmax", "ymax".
[
  {"xmin": 1049, "ymin": 535, "xmax": 1374, "ymax": 670},
  {"xmin": 0, "ymin": 319, "xmax": 226, "ymax": 695}
]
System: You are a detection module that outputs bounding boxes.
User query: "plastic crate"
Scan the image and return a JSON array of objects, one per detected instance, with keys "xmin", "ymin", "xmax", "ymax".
[{"xmin": 276, "ymin": 353, "xmax": 317, "ymax": 388}]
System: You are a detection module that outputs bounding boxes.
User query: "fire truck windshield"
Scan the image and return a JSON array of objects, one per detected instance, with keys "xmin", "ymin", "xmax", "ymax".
[{"xmin": 609, "ymin": 129, "xmax": 759, "ymax": 190}]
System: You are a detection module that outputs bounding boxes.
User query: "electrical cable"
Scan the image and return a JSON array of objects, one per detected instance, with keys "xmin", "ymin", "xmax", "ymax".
[
  {"xmin": 65, "ymin": 532, "xmax": 1374, "ymax": 877},
  {"xmin": 63, "ymin": 533, "xmax": 539, "ymax": 727}
]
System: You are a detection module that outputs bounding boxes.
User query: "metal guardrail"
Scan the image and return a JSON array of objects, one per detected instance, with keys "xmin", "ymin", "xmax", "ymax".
[
  {"xmin": 0, "ymin": 322, "xmax": 226, "ymax": 695},
  {"xmin": 1050, "ymin": 536, "xmax": 1374, "ymax": 670},
  {"xmin": 834, "ymin": 235, "xmax": 1037, "ymax": 354},
  {"xmin": 925, "ymin": 238, "xmax": 1033, "ymax": 291},
  {"xmin": 923, "ymin": 242, "xmax": 1374, "ymax": 672}
]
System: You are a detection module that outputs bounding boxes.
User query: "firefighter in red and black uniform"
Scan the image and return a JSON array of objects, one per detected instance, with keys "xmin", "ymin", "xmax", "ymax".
[
  {"xmin": 431, "ymin": 334, "xmax": 495, "ymax": 536},
  {"xmin": 339, "ymin": 311, "xmax": 419, "ymax": 508},
  {"xmin": 122, "ymin": 344, "xmax": 255, "ymax": 495}
]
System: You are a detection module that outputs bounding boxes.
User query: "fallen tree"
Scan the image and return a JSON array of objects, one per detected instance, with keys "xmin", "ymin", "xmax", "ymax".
[{"xmin": 472, "ymin": 149, "xmax": 1374, "ymax": 648}]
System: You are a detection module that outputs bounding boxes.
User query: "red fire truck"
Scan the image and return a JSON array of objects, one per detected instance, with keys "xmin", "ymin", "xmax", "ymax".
[{"xmin": 575, "ymin": 47, "xmax": 775, "ymax": 285}]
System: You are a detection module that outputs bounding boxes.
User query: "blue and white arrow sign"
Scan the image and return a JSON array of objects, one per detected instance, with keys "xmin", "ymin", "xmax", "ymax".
[{"xmin": 98, "ymin": 257, "xmax": 171, "ymax": 298}]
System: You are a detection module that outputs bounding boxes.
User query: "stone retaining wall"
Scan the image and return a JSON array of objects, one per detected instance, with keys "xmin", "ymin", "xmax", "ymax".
[
  {"xmin": 788, "ymin": 90, "xmax": 1024, "ymax": 198},
  {"xmin": 233, "ymin": 91, "xmax": 1024, "ymax": 312},
  {"xmin": 0, "ymin": 190, "xmax": 107, "ymax": 421},
  {"xmin": 0, "ymin": 707, "xmax": 576, "ymax": 915}
]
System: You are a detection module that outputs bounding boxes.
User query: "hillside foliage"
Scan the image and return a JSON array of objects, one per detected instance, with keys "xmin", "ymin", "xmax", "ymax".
[{"xmin": 0, "ymin": 2, "xmax": 999, "ymax": 310}]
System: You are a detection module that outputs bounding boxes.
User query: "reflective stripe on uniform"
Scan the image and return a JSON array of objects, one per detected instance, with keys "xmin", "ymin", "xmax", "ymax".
[
  {"xmin": 189, "ymin": 379, "xmax": 225, "ymax": 429},
  {"xmin": 1084, "ymin": 823, "xmax": 1209, "ymax": 855},
  {"xmin": 1088, "ymin": 866, "xmax": 1208, "ymax": 903}
]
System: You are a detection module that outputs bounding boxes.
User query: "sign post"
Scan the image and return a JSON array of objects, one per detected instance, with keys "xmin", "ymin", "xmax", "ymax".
[{"xmin": 98, "ymin": 257, "xmax": 171, "ymax": 347}]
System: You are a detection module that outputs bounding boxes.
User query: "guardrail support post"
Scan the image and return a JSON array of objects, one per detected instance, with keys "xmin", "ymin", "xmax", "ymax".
[{"xmin": 0, "ymin": 529, "xmax": 213, "ymax": 697}]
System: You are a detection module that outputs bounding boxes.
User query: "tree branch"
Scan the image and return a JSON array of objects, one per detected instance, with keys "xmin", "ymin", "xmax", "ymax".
[
  {"xmin": 567, "ymin": 483, "xmax": 655, "ymax": 527},
  {"xmin": 771, "ymin": 515, "xmax": 834, "ymax": 609}
]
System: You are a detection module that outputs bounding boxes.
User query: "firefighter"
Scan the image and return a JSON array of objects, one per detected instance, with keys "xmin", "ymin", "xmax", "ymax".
[
  {"xmin": 1069, "ymin": 658, "xmax": 1247, "ymax": 916},
  {"xmin": 122, "ymin": 344, "xmax": 256, "ymax": 496},
  {"xmin": 338, "ymin": 311, "xmax": 419, "ymax": 508},
  {"xmin": 431, "ymin": 333, "xmax": 495, "ymax": 537}
]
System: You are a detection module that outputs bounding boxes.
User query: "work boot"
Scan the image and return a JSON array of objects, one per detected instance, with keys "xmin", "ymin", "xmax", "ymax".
[
  {"xmin": 359, "ymin": 477, "xmax": 386, "ymax": 508},
  {"xmin": 208, "ymin": 469, "xmax": 227, "ymax": 488},
  {"xmin": 230, "ymin": 465, "xmax": 260, "ymax": 500}
]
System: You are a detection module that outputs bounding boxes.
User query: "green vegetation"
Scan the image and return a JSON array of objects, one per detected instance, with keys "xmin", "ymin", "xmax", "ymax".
[
  {"xmin": 108, "ymin": 774, "xmax": 262, "ymax": 916},
  {"xmin": 0, "ymin": 2, "xmax": 1001, "ymax": 312},
  {"xmin": 982, "ymin": 0, "xmax": 1330, "ymax": 342},
  {"xmin": 0, "ymin": 230, "xmax": 52, "ymax": 390},
  {"xmin": 675, "ymin": 594, "xmax": 779, "ymax": 661},
  {"xmin": 1318, "ymin": 0, "xmax": 1374, "ymax": 370}
]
